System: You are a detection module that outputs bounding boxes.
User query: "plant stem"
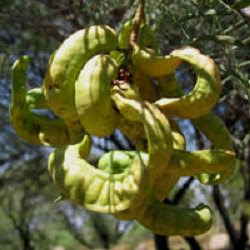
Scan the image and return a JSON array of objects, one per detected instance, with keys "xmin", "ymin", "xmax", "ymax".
[{"xmin": 130, "ymin": 0, "xmax": 145, "ymax": 48}]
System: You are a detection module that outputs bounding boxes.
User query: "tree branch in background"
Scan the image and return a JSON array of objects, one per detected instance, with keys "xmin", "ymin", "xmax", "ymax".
[
  {"xmin": 154, "ymin": 234, "xmax": 170, "ymax": 250},
  {"xmin": 220, "ymin": 0, "xmax": 250, "ymax": 26},
  {"xmin": 172, "ymin": 177, "xmax": 194, "ymax": 205},
  {"xmin": 221, "ymin": 90, "xmax": 250, "ymax": 249},
  {"xmin": 239, "ymin": 145, "xmax": 250, "ymax": 248},
  {"xmin": 59, "ymin": 209, "xmax": 92, "ymax": 248},
  {"xmin": 184, "ymin": 237, "xmax": 202, "ymax": 250},
  {"xmin": 212, "ymin": 185, "xmax": 238, "ymax": 247},
  {"xmin": 111, "ymin": 0, "xmax": 136, "ymax": 23},
  {"xmin": 7, "ymin": 195, "xmax": 34, "ymax": 250}
]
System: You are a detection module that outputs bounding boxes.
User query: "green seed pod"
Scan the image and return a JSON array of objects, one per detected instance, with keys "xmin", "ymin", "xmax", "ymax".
[
  {"xmin": 155, "ymin": 47, "xmax": 222, "ymax": 119},
  {"xmin": 136, "ymin": 199, "xmax": 212, "ymax": 236},
  {"xmin": 192, "ymin": 112, "xmax": 236, "ymax": 184},
  {"xmin": 10, "ymin": 56, "xmax": 71, "ymax": 146},
  {"xmin": 75, "ymin": 54, "xmax": 119, "ymax": 137},
  {"xmin": 132, "ymin": 44, "xmax": 182, "ymax": 77},
  {"xmin": 154, "ymin": 119, "xmax": 185, "ymax": 201},
  {"xmin": 110, "ymin": 95, "xmax": 213, "ymax": 235},
  {"xmin": 169, "ymin": 149, "xmax": 236, "ymax": 177},
  {"xmin": 43, "ymin": 25, "xmax": 118, "ymax": 141},
  {"xmin": 48, "ymin": 136, "xmax": 146, "ymax": 213},
  {"xmin": 112, "ymin": 92, "xmax": 173, "ymax": 195},
  {"xmin": 151, "ymin": 61, "xmax": 235, "ymax": 185}
]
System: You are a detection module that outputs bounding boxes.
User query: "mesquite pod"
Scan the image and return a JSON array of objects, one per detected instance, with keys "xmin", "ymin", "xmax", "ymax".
[
  {"xmin": 114, "ymin": 201, "xmax": 212, "ymax": 236},
  {"xmin": 75, "ymin": 54, "xmax": 120, "ymax": 137},
  {"xmin": 48, "ymin": 101, "xmax": 171, "ymax": 213},
  {"xmin": 10, "ymin": 15, "xmax": 237, "ymax": 237},
  {"xmin": 10, "ymin": 56, "xmax": 71, "ymax": 146},
  {"xmin": 154, "ymin": 119, "xmax": 185, "ymax": 200},
  {"xmin": 168, "ymin": 149, "xmax": 236, "ymax": 177},
  {"xmin": 112, "ymin": 90, "xmax": 173, "ymax": 184},
  {"xmin": 154, "ymin": 67, "xmax": 235, "ymax": 184},
  {"xmin": 132, "ymin": 44, "xmax": 182, "ymax": 77},
  {"xmin": 155, "ymin": 47, "xmax": 222, "ymax": 119},
  {"xmin": 192, "ymin": 112, "xmax": 236, "ymax": 184},
  {"xmin": 43, "ymin": 25, "xmax": 117, "ymax": 141},
  {"xmin": 135, "ymin": 199, "xmax": 212, "ymax": 236},
  {"xmin": 48, "ymin": 136, "xmax": 146, "ymax": 213},
  {"xmin": 111, "ymin": 95, "xmax": 213, "ymax": 235}
]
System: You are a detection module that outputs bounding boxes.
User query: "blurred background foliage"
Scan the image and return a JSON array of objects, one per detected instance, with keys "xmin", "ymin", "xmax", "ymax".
[{"xmin": 0, "ymin": 0, "xmax": 250, "ymax": 249}]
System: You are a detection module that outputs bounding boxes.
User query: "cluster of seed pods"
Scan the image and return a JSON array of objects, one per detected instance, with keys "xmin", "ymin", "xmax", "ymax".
[{"xmin": 10, "ymin": 20, "xmax": 236, "ymax": 236}]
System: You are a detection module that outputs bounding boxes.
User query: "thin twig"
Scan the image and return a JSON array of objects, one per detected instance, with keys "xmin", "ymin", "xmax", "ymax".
[
  {"xmin": 219, "ymin": 0, "xmax": 250, "ymax": 27},
  {"xmin": 130, "ymin": 0, "xmax": 145, "ymax": 48}
]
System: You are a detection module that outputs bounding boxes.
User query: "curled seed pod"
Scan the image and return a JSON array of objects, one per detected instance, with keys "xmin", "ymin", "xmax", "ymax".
[
  {"xmin": 136, "ymin": 199, "xmax": 212, "ymax": 236},
  {"xmin": 111, "ymin": 81, "xmax": 147, "ymax": 149},
  {"xmin": 112, "ymin": 91, "xmax": 173, "ymax": 191},
  {"xmin": 168, "ymin": 149, "xmax": 236, "ymax": 177},
  {"xmin": 48, "ymin": 135, "xmax": 146, "ymax": 214},
  {"xmin": 115, "ymin": 201, "xmax": 212, "ymax": 236},
  {"xmin": 43, "ymin": 25, "xmax": 117, "ymax": 140},
  {"xmin": 132, "ymin": 45, "xmax": 182, "ymax": 77},
  {"xmin": 111, "ymin": 97, "xmax": 213, "ymax": 235},
  {"xmin": 155, "ymin": 47, "xmax": 222, "ymax": 119},
  {"xmin": 154, "ymin": 119, "xmax": 186, "ymax": 201},
  {"xmin": 10, "ymin": 56, "xmax": 71, "ymax": 146},
  {"xmin": 192, "ymin": 112, "xmax": 236, "ymax": 184},
  {"xmin": 75, "ymin": 54, "xmax": 119, "ymax": 137},
  {"xmin": 151, "ymin": 61, "xmax": 236, "ymax": 184}
]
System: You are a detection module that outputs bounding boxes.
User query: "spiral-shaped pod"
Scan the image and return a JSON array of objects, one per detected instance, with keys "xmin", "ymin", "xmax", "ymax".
[
  {"xmin": 10, "ymin": 56, "xmax": 71, "ymax": 146},
  {"xmin": 43, "ymin": 25, "xmax": 118, "ymax": 142}
]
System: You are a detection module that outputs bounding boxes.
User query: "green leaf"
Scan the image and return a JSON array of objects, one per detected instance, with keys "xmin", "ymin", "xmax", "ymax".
[{"xmin": 233, "ymin": 0, "xmax": 250, "ymax": 9}]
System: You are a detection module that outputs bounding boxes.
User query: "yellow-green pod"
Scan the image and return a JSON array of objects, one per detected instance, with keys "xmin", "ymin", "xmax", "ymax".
[
  {"xmin": 43, "ymin": 25, "xmax": 118, "ymax": 141},
  {"xmin": 154, "ymin": 119, "xmax": 186, "ymax": 201},
  {"xmin": 48, "ymin": 136, "xmax": 147, "ymax": 214},
  {"xmin": 155, "ymin": 47, "xmax": 222, "ymax": 119},
  {"xmin": 10, "ymin": 56, "xmax": 71, "ymax": 146},
  {"xmin": 112, "ymin": 91, "xmax": 173, "ymax": 197},
  {"xmin": 153, "ymin": 69, "xmax": 235, "ymax": 184},
  {"xmin": 135, "ymin": 198, "xmax": 212, "ymax": 236},
  {"xmin": 192, "ymin": 112, "xmax": 236, "ymax": 184},
  {"xmin": 168, "ymin": 149, "xmax": 236, "ymax": 177},
  {"xmin": 132, "ymin": 45, "xmax": 182, "ymax": 77},
  {"xmin": 75, "ymin": 54, "xmax": 119, "ymax": 137}
]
